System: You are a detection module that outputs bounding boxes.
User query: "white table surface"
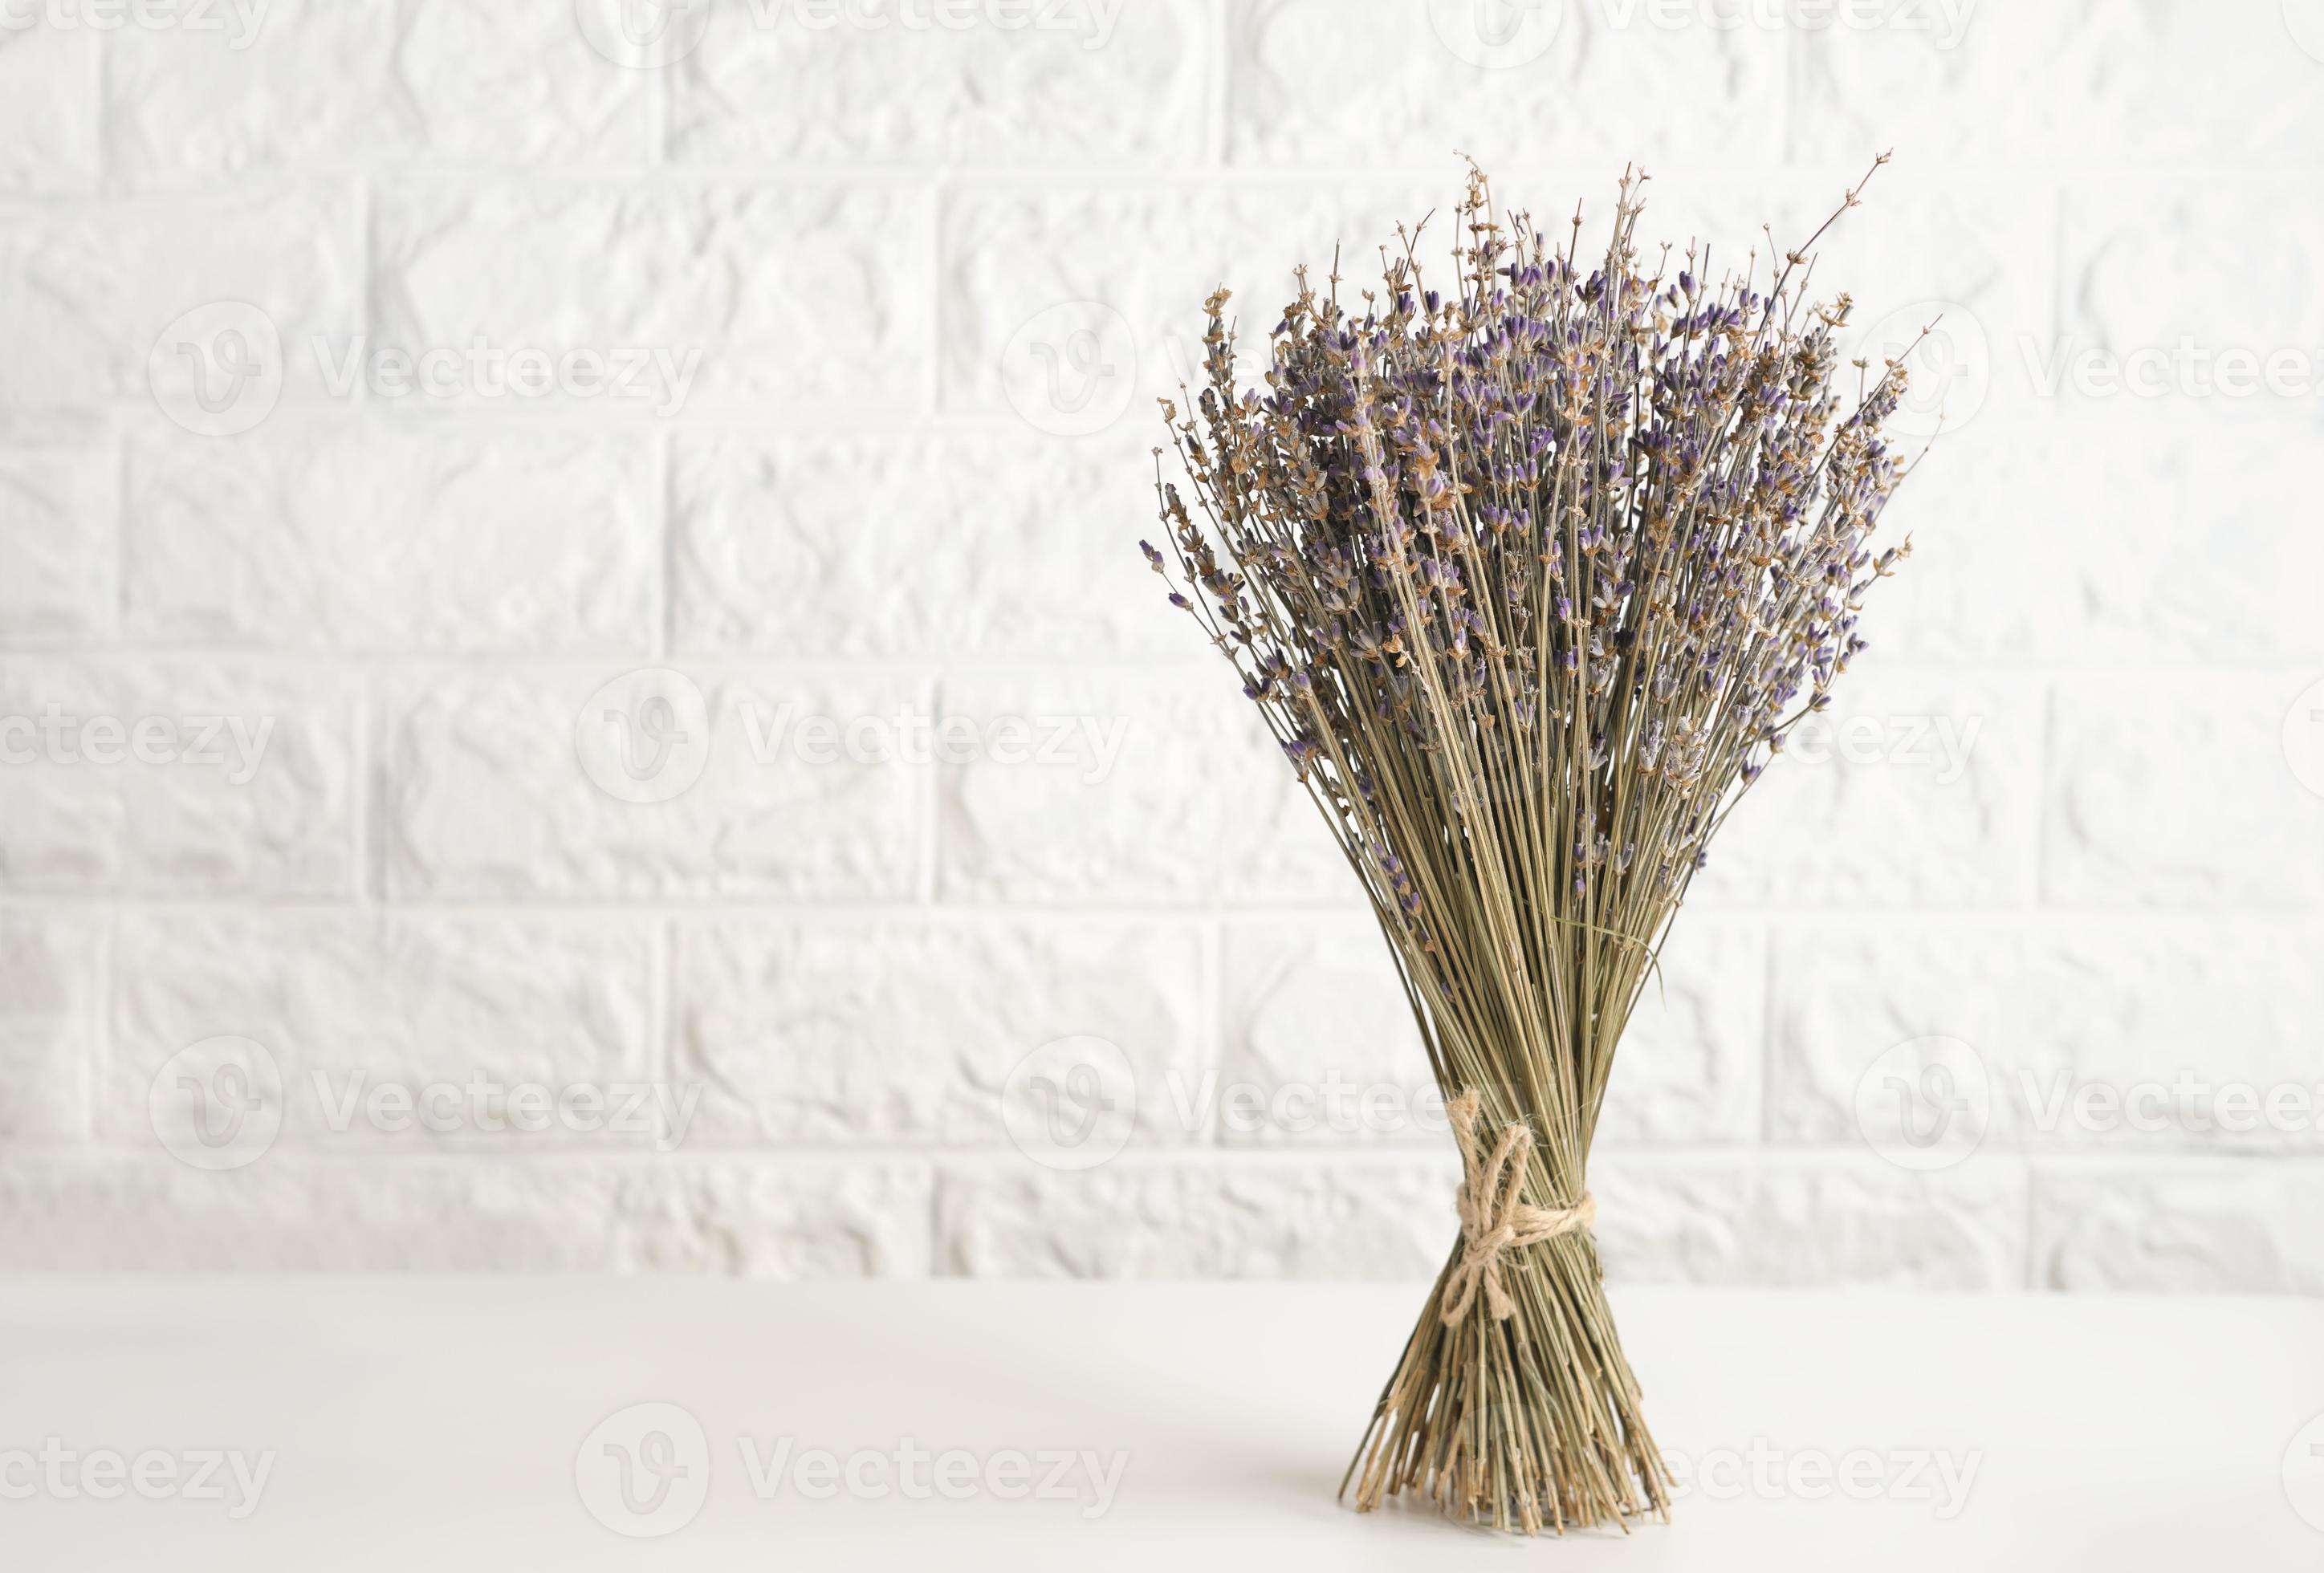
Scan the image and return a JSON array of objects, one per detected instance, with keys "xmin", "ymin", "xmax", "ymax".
[{"xmin": 1, "ymin": 1277, "xmax": 2318, "ymax": 1570}]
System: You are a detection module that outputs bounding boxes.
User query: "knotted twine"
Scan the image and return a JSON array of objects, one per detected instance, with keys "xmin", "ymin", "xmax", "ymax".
[{"xmin": 1439, "ymin": 1088, "xmax": 1597, "ymax": 1327}]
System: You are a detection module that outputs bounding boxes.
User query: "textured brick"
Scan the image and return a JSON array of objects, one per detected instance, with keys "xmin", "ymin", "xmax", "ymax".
[
  {"xmin": 0, "ymin": 450, "xmax": 113, "ymax": 646},
  {"xmin": 938, "ymin": 1155, "xmax": 1457, "ymax": 1277},
  {"xmin": 674, "ymin": 915, "xmax": 1205, "ymax": 1143},
  {"xmin": 934, "ymin": 667, "xmax": 1352, "ymax": 906},
  {"xmin": 0, "ymin": 185, "xmax": 358, "ymax": 419},
  {"xmin": 1593, "ymin": 1153, "xmax": 2029, "ymax": 1289},
  {"xmin": 2045, "ymin": 673, "xmax": 2324, "ymax": 908},
  {"xmin": 106, "ymin": 0, "xmax": 645, "ymax": 187},
  {"xmin": 2033, "ymin": 1160, "xmax": 2324, "ymax": 1293},
  {"xmin": 1687, "ymin": 667, "xmax": 2041, "ymax": 909},
  {"xmin": 112, "ymin": 909, "xmax": 656, "ymax": 1152},
  {"xmin": 1770, "ymin": 917, "xmax": 2324, "ymax": 1156},
  {"xmin": 0, "ymin": 1156, "xmax": 934, "ymax": 1274},
  {"xmin": 1795, "ymin": 3, "xmax": 2324, "ymax": 170},
  {"xmin": 127, "ymin": 421, "xmax": 656, "ymax": 653},
  {"xmin": 1599, "ymin": 916, "xmax": 1766, "ymax": 1145},
  {"xmin": 1876, "ymin": 420, "xmax": 2324, "ymax": 668},
  {"xmin": 0, "ymin": 912, "xmax": 98, "ymax": 1141},
  {"xmin": 0, "ymin": 658, "xmax": 356, "ymax": 896},
  {"xmin": 106, "ymin": 0, "xmax": 395, "ymax": 185},
  {"xmin": 670, "ymin": 0, "xmax": 1207, "ymax": 165},
  {"xmin": 670, "ymin": 426, "xmax": 1179, "ymax": 660},
  {"xmin": 381, "ymin": 665, "xmax": 922, "ymax": 900},
  {"xmin": 374, "ymin": 179, "xmax": 929, "ymax": 415},
  {"xmin": 391, "ymin": 0, "xmax": 648, "ymax": 161},
  {"xmin": 1226, "ymin": 0, "xmax": 1784, "ymax": 170},
  {"xmin": 0, "ymin": 0, "xmax": 2314, "ymax": 1291},
  {"xmin": 0, "ymin": 23, "xmax": 97, "ymax": 193}
]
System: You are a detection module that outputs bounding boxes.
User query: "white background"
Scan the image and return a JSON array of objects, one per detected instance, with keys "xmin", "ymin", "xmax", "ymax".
[{"xmin": 1, "ymin": 0, "xmax": 2320, "ymax": 1291}]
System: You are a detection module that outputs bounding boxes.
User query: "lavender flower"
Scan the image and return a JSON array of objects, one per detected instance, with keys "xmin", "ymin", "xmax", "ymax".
[{"xmin": 1140, "ymin": 157, "xmax": 1924, "ymax": 1538}]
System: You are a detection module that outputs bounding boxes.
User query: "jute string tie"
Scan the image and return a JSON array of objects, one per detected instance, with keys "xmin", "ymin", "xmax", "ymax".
[{"xmin": 1440, "ymin": 1088, "xmax": 1596, "ymax": 1327}]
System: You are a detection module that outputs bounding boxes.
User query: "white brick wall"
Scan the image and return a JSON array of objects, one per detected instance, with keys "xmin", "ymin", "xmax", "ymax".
[{"xmin": 2, "ymin": 0, "xmax": 2320, "ymax": 1291}]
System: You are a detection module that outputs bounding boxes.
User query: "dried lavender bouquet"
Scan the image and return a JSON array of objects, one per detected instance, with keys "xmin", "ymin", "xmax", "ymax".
[{"xmin": 1142, "ymin": 159, "xmax": 1919, "ymax": 1534}]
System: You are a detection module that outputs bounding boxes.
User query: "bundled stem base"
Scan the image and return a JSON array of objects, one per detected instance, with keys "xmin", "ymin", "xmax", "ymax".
[{"xmin": 1345, "ymin": 1229, "xmax": 1670, "ymax": 1535}]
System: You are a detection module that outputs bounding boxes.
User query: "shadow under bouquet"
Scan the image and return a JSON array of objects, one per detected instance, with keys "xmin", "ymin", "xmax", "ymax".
[{"xmin": 1142, "ymin": 159, "xmax": 1919, "ymax": 1534}]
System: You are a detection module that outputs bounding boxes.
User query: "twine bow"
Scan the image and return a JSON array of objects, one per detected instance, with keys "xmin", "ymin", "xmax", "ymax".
[{"xmin": 1439, "ymin": 1089, "xmax": 1597, "ymax": 1327}]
